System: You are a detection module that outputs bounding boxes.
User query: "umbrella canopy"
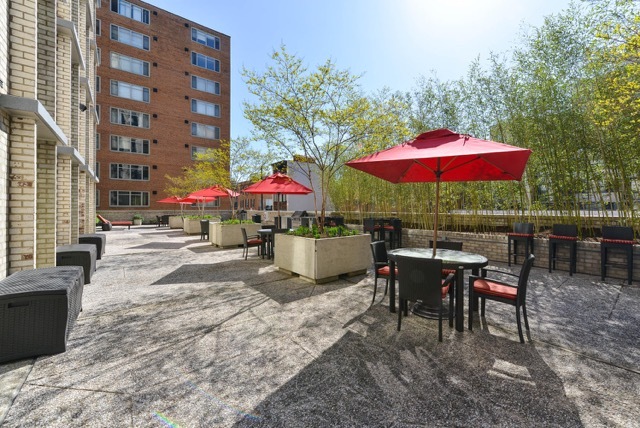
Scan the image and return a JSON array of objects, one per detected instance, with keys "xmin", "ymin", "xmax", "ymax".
[
  {"xmin": 157, "ymin": 196, "xmax": 196, "ymax": 204},
  {"xmin": 243, "ymin": 172, "xmax": 313, "ymax": 225},
  {"xmin": 188, "ymin": 186, "xmax": 228, "ymax": 200},
  {"xmin": 346, "ymin": 128, "xmax": 532, "ymax": 255},
  {"xmin": 188, "ymin": 187, "xmax": 228, "ymax": 216},
  {"xmin": 243, "ymin": 172, "xmax": 313, "ymax": 195}
]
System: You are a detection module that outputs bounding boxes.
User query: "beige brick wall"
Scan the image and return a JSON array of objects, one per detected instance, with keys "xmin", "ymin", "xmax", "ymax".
[
  {"xmin": 0, "ymin": 0, "xmax": 8, "ymax": 97},
  {"xmin": 36, "ymin": 141, "xmax": 57, "ymax": 267},
  {"xmin": 56, "ymin": 155, "xmax": 72, "ymax": 245},
  {"xmin": 55, "ymin": 32, "xmax": 72, "ymax": 137},
  {"xmin": 0, "ymin": 0, "xmax": 98, "ymax": 275},
  {"xmin": 71, "ymin": 166, "xmax": 79, "ymax": 242},
  {"xmin": 0, "ymin": 114, "xmax": 9, "ymax": 277},
  {"xmin": 37, "ymin": 0, "xmax": 57, "ymax": 114},
  {"xmin": 8, "ymin": 0, "xmax": 38, "ymax": 98},
  {"xmin": 8, "ymin": 118, "xmax": 37, "ymax": 273}
]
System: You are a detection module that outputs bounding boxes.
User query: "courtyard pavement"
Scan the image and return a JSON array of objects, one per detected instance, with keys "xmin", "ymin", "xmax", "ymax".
[{"xmin": 1, "ymin": 225, "xmax": 639, "ymax": 427}]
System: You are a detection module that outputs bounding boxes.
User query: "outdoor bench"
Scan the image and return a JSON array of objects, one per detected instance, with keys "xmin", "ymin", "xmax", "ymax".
[
  {"xmin": 56, "ymin": 244, "xmax": 97, "ymax": 284},
  {"xmin": 0, "ymin": 266, "xmax": 84, "ymax": 363},
  {"xmin": 96, "ymin": 214, "xmax": 132, "ymax": 230},
  {"xmin": 109, "ymin": 220, "xmax": 132, "ymax": 229},
  {"xmin": 79, "ymin": 233, "xmax": 106, "ymax": 260}
]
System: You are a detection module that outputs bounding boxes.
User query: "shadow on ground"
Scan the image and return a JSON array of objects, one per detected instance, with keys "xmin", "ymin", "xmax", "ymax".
[{"xmin": 231, "ymin": 305, "xmax": 583, "ymax": 427}]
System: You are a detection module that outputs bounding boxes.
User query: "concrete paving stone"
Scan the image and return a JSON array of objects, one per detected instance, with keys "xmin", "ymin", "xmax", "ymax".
[{"xmin": 1, "ymin": 226, "xmax": 639, "ymax": 427}]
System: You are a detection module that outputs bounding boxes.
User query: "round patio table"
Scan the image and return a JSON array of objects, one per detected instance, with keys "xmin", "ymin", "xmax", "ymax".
[{"xmin": 388, "ymin": 248, "xmax": 488, "ymax": 332}]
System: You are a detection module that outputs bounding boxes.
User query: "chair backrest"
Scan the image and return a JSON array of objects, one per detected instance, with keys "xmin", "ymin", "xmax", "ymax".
[
  {"xmin": 370, "ymin": 241, "xmax": 388, "ymax": 264},
  {"xmin": 429, "ymin": 240, "xmax": 463, "ymax": 251},
  {"xmin": 516, "ymin": 254, "xmax": 536, "ymax": 304},
  {"xmin": 391, "ymin": 218, "xmax": 402, "ymax": 230},
  {"xmin": 241, "ymin": 227, "xmax": 248, "ymax": 241},
  {"xmin": 514, "ymin": 222, "xmax": 534, "ymax": 234},
  {"xmin": 396, "ymin": 255, "xmax": 444, "ymax": 303},
  {"xmin": 602, "ymin": 225, "xmax": 634, "ymax": 241},
  {"xmin": 363, "ymin": 218, "xmax": 376, "ymax": 233},
  {"xmin": 552, "ymin": 224, "xmax": 577, "ymax": 237}
]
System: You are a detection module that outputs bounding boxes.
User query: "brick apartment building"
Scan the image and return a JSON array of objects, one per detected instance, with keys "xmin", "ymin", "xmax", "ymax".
[
  {"xmin": 95, "ymin": 0, "xmax": 231, "ymax": 219},
  {"xmin": 0, "ymin": 0, "xmax": 98, "ymax": 276}
]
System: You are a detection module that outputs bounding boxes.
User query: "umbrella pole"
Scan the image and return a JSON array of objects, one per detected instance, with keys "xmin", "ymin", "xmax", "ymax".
[
  {"xmin": 276, "ymin": 193, "xmax": 281, "ymax": 228},
  {"xmin": 432, "ymin": 176, "xmax": 441, "ymax": 258}
]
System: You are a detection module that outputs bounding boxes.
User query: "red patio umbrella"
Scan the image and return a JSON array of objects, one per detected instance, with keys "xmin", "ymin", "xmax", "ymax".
[
  {"xmin": 346, "ymin": 128, "xmax": 532, "ymax": 256},
  {"xmin": 243, "ymin": 172, "xmax": 313, "ymax": 226},
  {"xmin": 157, "ymin": 195, "xmax": 198, "ymax": 216},
  {"xmin": 188, "ymin": 186, "xmax": 228, "ymax": 216},
  {"xmin": 157, "ymin": 196, "xmax": 196, "ymax": 204}
]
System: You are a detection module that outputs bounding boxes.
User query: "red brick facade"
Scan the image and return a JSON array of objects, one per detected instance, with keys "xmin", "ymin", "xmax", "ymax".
[{"xmin": 95, "ymin": 0, "xmax": 230, "ymax": 212}]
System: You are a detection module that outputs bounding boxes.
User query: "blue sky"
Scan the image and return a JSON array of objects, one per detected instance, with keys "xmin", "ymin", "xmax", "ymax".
[{"xmin": 148, "ymin": 0, "xmax": 574, "ymax": 141}]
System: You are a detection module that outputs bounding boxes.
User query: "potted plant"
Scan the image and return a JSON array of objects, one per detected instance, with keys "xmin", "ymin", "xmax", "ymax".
[
  {"xmin": 210, "ymin": 218, "xmax": 261, "ymax": 248},
  {"xmin": 183, "ymin": 215, "xmax": 216, "ymax": 235},
  {"xmin": 274, "ymin": 226, "xmax": 371, "ymax": 284},
  {"xmin": 132, "ymin": 213, "xmax": 144, "ymax": 226}
]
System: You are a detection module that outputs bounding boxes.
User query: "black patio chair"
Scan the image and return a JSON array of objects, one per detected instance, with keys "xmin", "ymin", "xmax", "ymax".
[
  {"xmin": 241, "ymin": 227, "xmax": 262, "ymax": 260},
  {"xmin": 200, "ymin": 220, "xmax": 210, "ymax": 241},
  {"xmin": 370, "ymin": 241, "xmax": 396, "ymax": 306},
  {"xmin": 468, "ymin": 254, "xmax": 535, "ymax": 343},
  {"xmin": 601, "ymin": 225, "xmax": 635, "ymax": 284},
  {"xmin": 395, "ymin": 255, "xmax": 455, "ymax": 342}
]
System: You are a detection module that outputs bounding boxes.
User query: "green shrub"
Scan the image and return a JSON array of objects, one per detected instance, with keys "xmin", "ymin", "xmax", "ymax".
[
  {"xmin": 221, "ymin": 219, "xmax": 255, "ymax": 225},
  {"xmin": 288, "ymin": 225, "xmax": 357, "ymax": 239}
]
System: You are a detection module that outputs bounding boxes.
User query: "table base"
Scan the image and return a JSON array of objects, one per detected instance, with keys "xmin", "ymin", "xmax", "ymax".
[{"xmin": 411, "ymin": 301, "xmax": 451, "ymax": 320}]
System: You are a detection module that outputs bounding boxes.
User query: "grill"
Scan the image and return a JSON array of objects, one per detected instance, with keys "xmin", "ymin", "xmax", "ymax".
[{"xmin": 287, "ymin": 211, "xmax": 309, "ymax": 229}]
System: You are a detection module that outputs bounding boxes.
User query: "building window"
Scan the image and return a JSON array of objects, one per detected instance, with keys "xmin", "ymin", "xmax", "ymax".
[
  {"xmin": 96, "ymin": 19, "xmax": 101, "ymax": 35},
  {"xmin": 110, "ymin": 107, "xmax": 150, "ymax": 128},
  {"xmin": 110, "ymin": 135, "xmax": 150, "ymax": 154},
  {"xmin": 110, "ymin": 80, "xmax": 149, "ymax": 102},
  {"xmin": 191, "ymin": 99, "xmax": 220, "ymax": 117},
  {"xmin": 110, "ymin": 24, "xmax": 150, "ymax": 51},
  {"xmin": 95, "ymin": 162, "xmax": 100, "ymax": 178},
  {"xmin": 110, "ymin": 52, "xmax": 150, "ymax": 76},
  {"xmin": 191, "ymin": 145, "xmax": 209, "ymax": 159},
  {"xmin": 97, "ymin": 48, "xmax": 101, "ymax": 66},
  {"xmin": 191, "ymin": 122, "xmax": 220, "ymax": 140},
  {"xmin": 191, "ymin": 51, "xmax": 219, "ymax": 72},
  {"xmin": 191, "ymin": 75, "xmax": 220, "ymax": 95},
  {"xmin": 96, "ymin": 104, "xmax": 101, "ymax": 120},
  {"xmin": 191, "ymin": 28, "xmax": 220, "ymax": 50},
  {"xmin": 110, "ymin": 163, "xmax": 150, "ymax": 181},
  {"xmin": 96, "ymin": 133, "xmax": 100, "ymax": 150},
  {"xmin": 111, "ymin": 0, "xmax": 150, "ymax": 24},
  {"xmin": 110, "ymin": 190, "xmax": 149, "ymax": 207},
  {"xmin": 96, "ymin": 75, "xmax": 101, "ymax": 92}
]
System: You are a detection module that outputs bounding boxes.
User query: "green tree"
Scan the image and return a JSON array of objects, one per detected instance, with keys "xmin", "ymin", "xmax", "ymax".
[
  {"xmin": 243, "ymin": 45, "xmax": 404, "ymax": 231},
  {"xmin": 165, "ymin": 138, "xmax": 273, "ymax": 218}
]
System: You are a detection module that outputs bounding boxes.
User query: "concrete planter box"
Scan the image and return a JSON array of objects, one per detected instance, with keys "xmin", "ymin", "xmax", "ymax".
[
  {"xmin": 168, "ymin": 216, "xmax": 183, "ymax": 229},
  {"xmin": 183, "ymin": 218, "xmax": 205, "ymax": 235},
  {"xmin": 210, "ymin": 223, "xmax": 261, "ymax": 248},
  {"xmin": 274, "ymin": 233, "xmax": 371, "ymax": 283}
]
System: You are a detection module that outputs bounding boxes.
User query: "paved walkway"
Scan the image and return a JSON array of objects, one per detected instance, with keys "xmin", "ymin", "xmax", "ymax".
[{"xmin": 1, "ymin": 226, "xmax": 639, "ymax": 427}]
